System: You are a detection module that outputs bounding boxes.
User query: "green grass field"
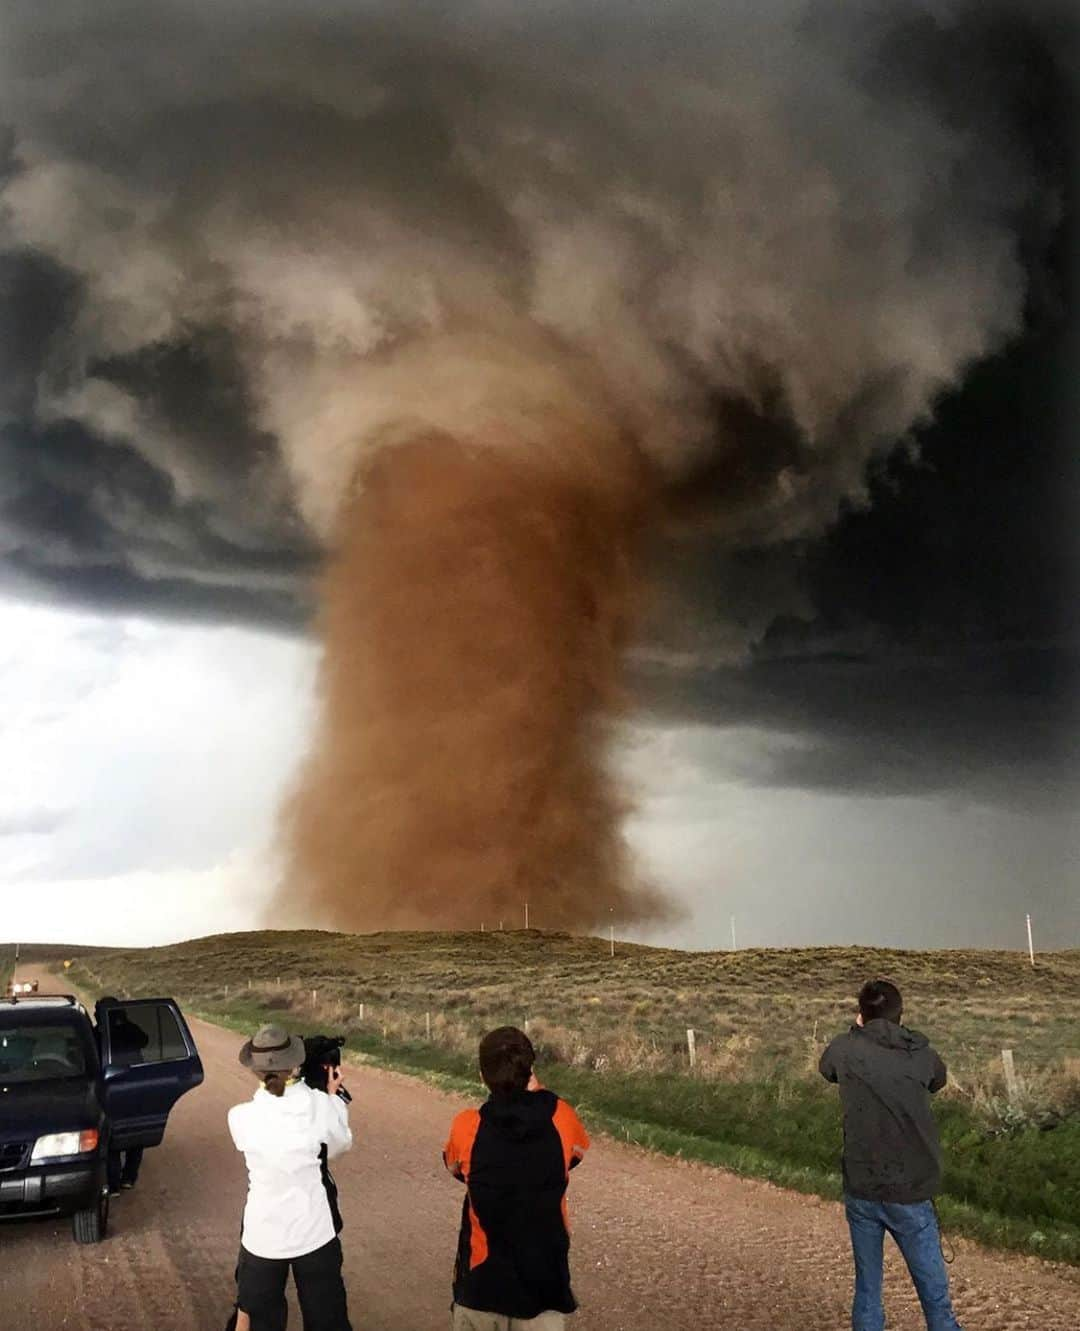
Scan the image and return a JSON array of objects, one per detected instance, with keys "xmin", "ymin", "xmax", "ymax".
[{"xmin": 51, "ymin": 928, "xmax": 1080, "ymax": 1264}]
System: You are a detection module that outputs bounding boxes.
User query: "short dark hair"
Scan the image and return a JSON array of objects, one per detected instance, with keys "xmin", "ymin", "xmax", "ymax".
[
  {"xmin": 478, "ymin": 1026, "xmax": 535, "ymax": 1094},
  {"xmin": 859, "ymin": 979, "xmax": 902, "ymax": 1024}
]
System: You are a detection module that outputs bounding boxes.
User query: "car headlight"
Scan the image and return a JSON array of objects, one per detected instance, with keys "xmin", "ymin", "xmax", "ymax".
[{"xmin": 30, "ymin": 1129, "xmax": 99, "ymax": 1161}]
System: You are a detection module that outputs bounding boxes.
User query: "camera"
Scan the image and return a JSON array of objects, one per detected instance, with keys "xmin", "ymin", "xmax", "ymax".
[{"xmin": 301, "ymin": 1033, "xmax": 352, "ymax": 1103}]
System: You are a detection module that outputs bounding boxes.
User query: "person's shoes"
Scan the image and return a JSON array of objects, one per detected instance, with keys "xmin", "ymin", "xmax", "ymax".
[{"xmin": 120, "ymin": 1180, "xmax": 135, "ymax": 1190}]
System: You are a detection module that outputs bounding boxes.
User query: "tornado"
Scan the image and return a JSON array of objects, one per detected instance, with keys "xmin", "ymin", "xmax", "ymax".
[
  {"xmin": 0, "ymin": 1, "xmax": 1064, "ymax": 930},
  {"xmin": 286, "ymin": 429, "xmax": 666, "ymax": 931}
]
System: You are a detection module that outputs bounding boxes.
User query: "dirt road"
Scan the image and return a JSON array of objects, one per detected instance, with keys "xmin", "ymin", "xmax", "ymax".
[{"xmin": 3, "ymin": 966, "xmax": 1078, "ymax": 1330}]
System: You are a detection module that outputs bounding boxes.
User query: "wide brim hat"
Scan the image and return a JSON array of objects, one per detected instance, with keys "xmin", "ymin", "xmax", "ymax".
[{"xmin": 239, "ymin": 1024, "xmax": 306, "ymax": 1074}]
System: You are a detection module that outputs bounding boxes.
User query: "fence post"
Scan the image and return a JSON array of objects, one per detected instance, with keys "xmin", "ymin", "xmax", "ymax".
[
  {"xmin": 311, "ymin": 989, "xmax": 318, "ymax": 1008},
  {"xmin": 686, "ymin": 1028, "xmax": 696, "ymax": 1069},
  {"xmin": 426, "ymin": 1011, "xmax": 432, "ymax": 1039},
  {"xmin": 1002, "ymin": 1048, "xmax": 1020, "ymax": 1104},
  {"xmin": 358, "ymin": 1002, "xmax": 365, "ymax": 1021}
]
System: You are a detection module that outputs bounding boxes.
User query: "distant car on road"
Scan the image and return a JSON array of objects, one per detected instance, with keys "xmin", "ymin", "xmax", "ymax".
[
  {"xmin": 0, "ymin": 992, "xmax": 203, "ymax": 1242},
  {"xmin": 5, "ymin": 979, "xmax": 39, "ymax": 996}
]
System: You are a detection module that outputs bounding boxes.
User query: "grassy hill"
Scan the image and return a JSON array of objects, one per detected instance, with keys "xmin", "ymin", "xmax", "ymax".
[
  {"xmin": 3, "ymin": 941, "xmax": 118, "ymax": 965},
  {"xmin": 65, "ymin": 929, "xmax": 1080, "ymax": 1265},
  {"xmin": 69, "ymin": 929, "xmax": 1079, "ymax": 1098}
]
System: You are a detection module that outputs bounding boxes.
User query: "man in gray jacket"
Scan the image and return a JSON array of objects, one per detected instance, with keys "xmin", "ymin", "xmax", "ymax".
[{"xmin": 820, "ymin": 979, "xmax": 962, "ymax": 1331}]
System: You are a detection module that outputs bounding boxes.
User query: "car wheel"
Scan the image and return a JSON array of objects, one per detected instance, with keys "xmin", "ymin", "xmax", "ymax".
[{"xmin": 72, "ymin": 1187, "xmax": 109, "ymax": 1243}]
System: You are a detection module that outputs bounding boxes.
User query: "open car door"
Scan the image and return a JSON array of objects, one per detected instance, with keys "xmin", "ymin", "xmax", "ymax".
[{"xmin": 100, "ymin": 999, "xmax": 204, "ymax": 1150}]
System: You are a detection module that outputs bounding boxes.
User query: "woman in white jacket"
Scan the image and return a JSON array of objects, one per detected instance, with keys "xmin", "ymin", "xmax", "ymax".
[{"xmin": 228, "ymin": 1024, "xmax": 353, "ymax": 1331}]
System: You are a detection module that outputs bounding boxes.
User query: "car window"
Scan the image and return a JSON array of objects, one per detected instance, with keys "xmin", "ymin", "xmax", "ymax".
[
  {"xmin": 0, "ymin": 1021, "xmax": 87, "ymax": 1082},
  {"xmin": 107, "ymin": 1004, "xmax": 188, "ymax": 1065}
]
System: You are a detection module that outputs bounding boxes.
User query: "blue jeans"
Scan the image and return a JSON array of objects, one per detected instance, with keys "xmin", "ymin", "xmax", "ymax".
[{"xmin": 845, "ymin": 1196, "xmax": 962, "ymax": 1331}]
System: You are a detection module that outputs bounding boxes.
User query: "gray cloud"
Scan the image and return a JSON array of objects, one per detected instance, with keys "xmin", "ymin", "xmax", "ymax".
[{"xmin": 0, "ymin": 806, "xmax": 70, "ymax": 837}]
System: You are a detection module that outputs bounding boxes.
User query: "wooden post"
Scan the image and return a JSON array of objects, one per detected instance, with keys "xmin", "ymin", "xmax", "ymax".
[
  {"xmin": 311, "ymin": 989, "xmax": 318, "ymax": 1007},
  {"xmin": 524, "ymin": 901, "xmax": 529, "ymax": 930},
  {"xmin": 1026, "ymin": 914, "xmax": 1035, "ymax": 968},
  {"xmin": 1002, "ymin": 1048, "xmax": 1020, "ymax": 1104},
  {"xmin": 730, "ymin": 915, "xmax": 737, "ymax": 951},
  {"xmin": 247, "ymin": 977, "xmax": 252, "ymax": 990},
  {"xmin": 686, "ymin": 1028, "xmax": 697, "ymax": 1069},
  {"xmin": 523, "ymin": 1017, "xmax": 530, "ymax": 1034},
  {"xmin": 609, "ymin": 924, "xmax": 615, "ymax": 958},
  {"xmin": 225, "ymin": 984, "xmax": 229, "ymax": 996},
  {"xmin": 358, "ymin": 1002, "xmax": 365, "ymax": 1021},
  {"xmin": 426, "ymin": 1011, "xmax": 432, "ymax": 1039},
  {"xmin": 481, "ymin": 922, "xmax": 485, "ymax": 933}
]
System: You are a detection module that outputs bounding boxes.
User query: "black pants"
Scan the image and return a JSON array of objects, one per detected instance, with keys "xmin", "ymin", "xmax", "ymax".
[
  {"xmin": 107, "ymin": 1146, "xmax": 143, "ymax": 1190},
  {"xmin": 237, "ymin": 1237, "xmax": 352, "ymax": 1331}
]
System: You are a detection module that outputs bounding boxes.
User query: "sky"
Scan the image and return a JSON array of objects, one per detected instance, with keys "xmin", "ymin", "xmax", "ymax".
[
  {"xmin": 1, "ymin": 588, "xmax": 1074, "ymax": 952},
  {"xmin": 0, "ymin": 1, "xmax": 1077, "ymax": 951}
]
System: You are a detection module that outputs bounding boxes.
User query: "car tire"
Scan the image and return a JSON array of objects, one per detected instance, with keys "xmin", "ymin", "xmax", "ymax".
[{"xmin": 72, "ymin": 1188, "xmax": 109, "ymax": 1244}]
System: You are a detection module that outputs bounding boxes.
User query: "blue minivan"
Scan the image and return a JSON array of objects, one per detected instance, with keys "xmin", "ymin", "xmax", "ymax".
[{"xmin": 0, "ymin": 992, "xmax": 203, "ymax": 1242}]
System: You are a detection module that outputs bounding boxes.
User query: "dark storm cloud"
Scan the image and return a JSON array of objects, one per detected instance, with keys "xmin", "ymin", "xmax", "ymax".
[
  {"xmin": 0, "ymin": 230, "xmax": 318, "ymax": 623},
  {"xmin": 0, "ymin": 1, "xmax": 1075, "ymax": 727},
  {"xmin": 1, "ymin": 1, "xmax": 1072, "ymax": 612},
  {"xmin": 0, "ymin": 413, "xmax": 317, "ymax": 626},
  {"xmin": 635, "ymin": 636, "xmax": 1077, "ymax": 807},
  {"xmin": 637, "ymin": 272, "xmax": 1079, "ymax": 806}
]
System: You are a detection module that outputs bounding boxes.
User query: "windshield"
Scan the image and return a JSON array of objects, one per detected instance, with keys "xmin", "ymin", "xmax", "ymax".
[{"xmin": 0, "ymin": 1020, "xmax": 88, "ymax": 1083}]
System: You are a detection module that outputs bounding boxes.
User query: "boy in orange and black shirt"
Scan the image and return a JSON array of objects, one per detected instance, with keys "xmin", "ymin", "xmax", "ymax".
[{"xmin": 443, "ymin": 1026, "xmax": 589, "ymax": 1331}]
